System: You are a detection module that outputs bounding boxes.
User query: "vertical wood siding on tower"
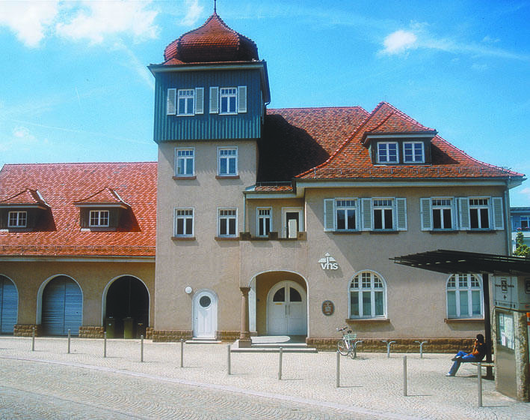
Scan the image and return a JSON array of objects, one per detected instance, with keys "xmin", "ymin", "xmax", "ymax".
[{"xmin": 154, "ymin": 69, "xmax": 263, "ymax": 142}]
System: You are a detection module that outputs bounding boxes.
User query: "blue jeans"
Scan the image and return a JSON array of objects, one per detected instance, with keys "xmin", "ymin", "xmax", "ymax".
[{"xmin": 448, "ymin": 351, "xmax": 480, "ymax": 375}]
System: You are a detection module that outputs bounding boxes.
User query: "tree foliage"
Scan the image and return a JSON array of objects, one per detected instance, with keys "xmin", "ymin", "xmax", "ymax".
[{"xmin": 514, "ymin": 231, "xmax": 530, "ymax": 258}]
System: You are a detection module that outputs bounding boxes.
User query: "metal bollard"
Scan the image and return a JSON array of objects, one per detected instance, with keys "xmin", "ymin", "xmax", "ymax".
[
  {"xmin": 32, "ymin": 327, "xmax": 35, "ymax": 351},
  {"xmin": 227, "ymin": 344, "xmax": 231, "ymax": 375},
  {"xmin": 278, "ymin": 347, "xmax": 283, "ymax": 380},
  {"xmin": 382, "ymin": 340, "xmax": 396, "ymax": 358},
  {"xmin": 336, "ymin": 350, "xmax": 341, "ymax": 388},
  {"xmin": 140, "ymin": 335, "xmax": 144, "ymax": 363},
  {"xmin": 68, "ymin": 329, "xmax": 71, "ymax": 354},
  {"xmin": 180, "ymin": 339, "xmax": 184, "ymax": 368},
  {"xmin": 403, "ymin": 356, "xmax": 408, "ymax": 396},
  {"xmin": 477, "ymin": 362, "xmax": 483, "ymax": 407},
  {"xmin": 414, "ymin": 340, "xmax": 428, "ymax": 358},
  {"xmin": 103, "ymin": 331, "xmax": 107, "ymax": 358}
]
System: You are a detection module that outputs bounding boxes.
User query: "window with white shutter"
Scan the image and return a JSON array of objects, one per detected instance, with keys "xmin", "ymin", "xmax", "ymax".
[
  {"xmin": 209, "ymin": 86, "xmax": 219, "ymax": 114},
  {"xmin": 238, "ymin": 86, "xmax": 247, "ymax": 113},
  {"xmin": 167, "ymin": 88, "xmax": 176, "ymax": 115}
]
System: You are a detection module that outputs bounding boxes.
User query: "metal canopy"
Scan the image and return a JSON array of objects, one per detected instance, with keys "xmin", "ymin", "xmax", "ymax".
[
  {"xmin": 391, "ymin": 249, "xmax": 530, "ymax": 374},
  {"xmin": 392, "ymin": 249, "xmax": 530, "ymax": 276}
]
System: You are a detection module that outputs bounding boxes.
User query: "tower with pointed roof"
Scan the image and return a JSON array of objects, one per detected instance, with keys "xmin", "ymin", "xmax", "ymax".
[{"xmin": 149, "ymin": 12, "xmax": 270, "ymax": 341}]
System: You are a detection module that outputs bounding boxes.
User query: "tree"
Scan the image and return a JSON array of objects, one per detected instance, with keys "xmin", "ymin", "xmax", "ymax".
[{"xmin": 514, "ymin": 231, "xmax": 530, "ymax": 258}]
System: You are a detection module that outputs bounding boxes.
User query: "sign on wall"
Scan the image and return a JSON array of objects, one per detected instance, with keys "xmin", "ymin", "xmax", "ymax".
[
  {"xmin": 319, "ymin": 253, "xmax": 339, "ymax": 271},
  {"xmin": 322, "ymin": 300, "xmax": 334, "ymax": 316}
]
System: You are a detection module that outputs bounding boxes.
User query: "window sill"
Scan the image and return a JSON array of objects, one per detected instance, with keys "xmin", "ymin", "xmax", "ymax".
[
  {"xmin": 171, "ymin": 236, "xmax": 196, "ymax": 241},
  {"xmin": 428, "ymin": 230, "xmax": 458, "ymax": 234},
  {"xmin": 82, "ymin": 227, "xmax": 117, "ymax": 232},
  {"xmin": 445, "ymin": 318, "xmax": 484, "ymax": 324},
  {"xmin": 369, "ymin": 230, "xmax": 400, "ymax": 234},
  {"xmin": 216, "ymin": 175, "xmax": 240, "ymax": 180},
  {"xmin": 332, "ymin": 230, "xmax": 362, "ymax": 235},
  {"xmin": 346, "ymin": 318, "xmax": 390, "ymax": 324},
  {"xmin": 466, "ymin": 230, "xmax": 496, "ymax": 234},
  {"xmin": 173, "ymin": 176, "xmax": 196, "ymax": 180},
  {"xmin": 215, "ymin": 236, "xmax": 240, "ymax": 241}
]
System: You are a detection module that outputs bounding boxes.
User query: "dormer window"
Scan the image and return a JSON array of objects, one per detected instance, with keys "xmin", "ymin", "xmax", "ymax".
[
  {"xmin": 368, "ymin": 134, "xmax": 433, "ymax": 166},
  {"xmin": 74, "ymin": 188, "xmax": 130, "ymax": 231},
  {"xmin": 377, "ymin": 142, "xmax": 398, "ymax": 164},
  {"xmin": 0, "ymin": 189, "xmax": 49, "ymax": 231},
  {"xmin": 8, "ymin": 211, "xmax": 27, "ymax": 228},
  {"xmin": 89, "ymin": 210, "xmax": 110, "ymax": 227},
  {"xmin": 403, "ymin": 142, "xmax": 425, "ymax": 163}
]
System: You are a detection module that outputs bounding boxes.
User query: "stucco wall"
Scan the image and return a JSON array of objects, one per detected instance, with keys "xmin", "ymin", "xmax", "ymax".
[{"xmin": 0, "ymin": 260, "xmax": 155, "ymax": 328}]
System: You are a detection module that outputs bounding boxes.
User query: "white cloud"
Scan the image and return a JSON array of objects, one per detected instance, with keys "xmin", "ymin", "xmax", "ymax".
[
  {"xmin": 0, "ymin": 0, "xmax": 59, "ymax": 47},
  {"xmin": 381, "ymin": 30, "xmax": 417, "ymax": 55},
  {"xmin": 181, "ymin": 0, "xmax": 203, "ymax": 27},
  {"xmin": 56, "ymin": 0, "xmax": 159, "ymax": 44}
]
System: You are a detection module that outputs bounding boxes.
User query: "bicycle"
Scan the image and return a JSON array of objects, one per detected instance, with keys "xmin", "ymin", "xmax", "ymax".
[{"xmin": 337, "ymin": 326, "xmax": 362, "ymax": 358}]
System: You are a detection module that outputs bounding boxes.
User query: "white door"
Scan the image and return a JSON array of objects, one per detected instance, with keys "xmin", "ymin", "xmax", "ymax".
[
  {"xmin": 193, "ymin": 290, "xmax": 217, "ymax": 339},
  {"xmin": 267, "ymin": 281, "xmax": 307, "ymax": 335}
]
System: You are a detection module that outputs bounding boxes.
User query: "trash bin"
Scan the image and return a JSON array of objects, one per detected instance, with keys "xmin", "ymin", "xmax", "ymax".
[
  {"xmin": 105, "ymin": 317, "xmax": 115, "ymax": 338},
  {"xmin": 123, "ymin": 317, "xmax": 134, "ymax": 339}
]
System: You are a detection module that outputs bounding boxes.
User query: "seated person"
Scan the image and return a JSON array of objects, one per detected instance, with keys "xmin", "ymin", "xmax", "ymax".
[{"xmin": 446, "ymin": 334, "xmax": 486, "ymax": 377}]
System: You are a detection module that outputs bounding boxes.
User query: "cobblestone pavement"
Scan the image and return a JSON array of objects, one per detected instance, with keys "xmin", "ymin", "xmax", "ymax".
[{"xmin": 0, "ymin": 337, "xmax": 528, "ymax": 419}]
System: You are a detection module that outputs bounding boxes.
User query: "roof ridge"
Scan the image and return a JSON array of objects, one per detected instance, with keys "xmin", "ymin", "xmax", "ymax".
[
  {"xmin": 269, "ymin": 106, "xmax": 366, "ymax": 112},
  {"xmin": 374, "ymin": 101, "xmax": 435, "ymax": 132}
]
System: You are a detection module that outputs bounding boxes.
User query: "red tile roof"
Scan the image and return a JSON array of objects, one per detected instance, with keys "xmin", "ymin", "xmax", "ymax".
[
  {"xmin": 257, "ymin": 107, "xmax": 369, "ymax": 184},
  {"xmin": 162, "ymin": 13, "xmax": 259, "ymax": 65},
  {"xmin": 74, "ymin": 187, "xmax": 129, "ymax": 207},
  {"xmin": 0, "ymin": 188, "xmax": 48, "ymax": 208},
  {"xmin": 0, "ymin": 162, "xmax": 156, "ymax": 258},
  {"xmin": 253, "ymin": 102, "xmax": 524, "ymax": 191}
]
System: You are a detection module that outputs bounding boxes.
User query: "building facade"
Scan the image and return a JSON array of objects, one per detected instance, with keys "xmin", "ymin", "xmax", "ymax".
[
  {"xmin": 0, "ymin": 163, "xmax": 156, "ymax": 338},
  {"xmin": 0, "ymin": 13, "xmax": 525, "ymax": 350},
  {"xmin": 148, "ymin": 13, "xmax": 524, "ymax": 348}
]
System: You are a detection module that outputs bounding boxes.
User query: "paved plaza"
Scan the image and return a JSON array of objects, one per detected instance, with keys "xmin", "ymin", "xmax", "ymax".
[{"xmin": 0, "ymin": 337, "xmax": 528, "ymax": 419}]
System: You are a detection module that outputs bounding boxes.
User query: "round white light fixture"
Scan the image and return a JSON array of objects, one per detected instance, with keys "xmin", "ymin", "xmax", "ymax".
[{"xmin": 184, "ymin": 286, "xmax": 193, "ymax": 294}]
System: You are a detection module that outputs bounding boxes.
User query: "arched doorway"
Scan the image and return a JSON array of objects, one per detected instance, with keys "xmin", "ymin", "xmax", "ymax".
[
  {"xmin": 0, "ymin": 275, "xmax": 18, "ymax": 334},
  {"xmin": 192, "ymin": 290, "xmax": 218, "ymax": 339},
  {"xmin": 42, "ymin": 276, "xmax": 82, "ymax": 336},
  {"xmin": 105, "ymin": 276, "xmax": 149, "ymax": 338},
  {"xmin": 267, "ymin": 280, "xmax": 307, "ymax": 335}
]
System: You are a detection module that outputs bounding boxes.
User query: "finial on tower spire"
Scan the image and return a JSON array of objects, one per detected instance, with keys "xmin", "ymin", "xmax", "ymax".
[{"xmin": 214, "ymin": 0, "xmax": 217, "ymax": 14}]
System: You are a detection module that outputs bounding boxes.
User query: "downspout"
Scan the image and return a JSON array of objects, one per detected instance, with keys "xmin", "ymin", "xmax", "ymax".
[{"xmin": 504, "ymin": 182, "xmax": 511, "ymax": 255}]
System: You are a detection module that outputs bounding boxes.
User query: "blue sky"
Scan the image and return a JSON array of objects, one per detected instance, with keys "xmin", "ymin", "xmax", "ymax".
[{"xmin": 0, "ymin": 0, "xmax": 529, "ymax": 206}]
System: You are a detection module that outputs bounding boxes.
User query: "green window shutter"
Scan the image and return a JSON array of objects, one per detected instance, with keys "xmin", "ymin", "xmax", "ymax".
[
  {"xmin": 109, "ymin": 209, "xmax": 119, "ymax": 228},
  {"xmin": 323, "ymin": 199, "xmax": 335, "ymax": 231},
  {"xmin": 167, "ymin": 88, "xmax": 176, "ymax": 115},
  {"xmin": 396, "ymin": 198, "xmax": 407, "ymax": 231},
  {"xmin": 238, "ymin": 86, "xmax": 247, "ymax": 113},
  {"xmin": 195, "ymin": 87, "xmax": 204, "ymax": 114},
  {"xmin": 361, "ymin": 198, "xmax": 372, "ymax": 231},
  {"xmin": 420, "ymin": 198, "xmax": 432, "ymax": 231},
  {"xmin": 458, "ymin": 198, "xmax": 470, "ymax": 230},
  {"xmin": 80, "ymin": 209, "xmax": 89, "ymax": 228},
  {"xmin": 209, "ymin": 87, "xmax": 219, "ymax": 114},
  {"xmin": 492, "ymin": 197, "xmax": 504, "ymax": 230}
]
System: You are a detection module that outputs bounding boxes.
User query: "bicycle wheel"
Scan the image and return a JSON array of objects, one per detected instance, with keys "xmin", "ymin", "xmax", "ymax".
[{"xmin": 337, "ymin": 340, "xmax": 348, "ymax": 356}]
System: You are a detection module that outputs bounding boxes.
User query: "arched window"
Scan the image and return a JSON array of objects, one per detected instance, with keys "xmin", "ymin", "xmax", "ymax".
[
  {"xmin": 446, "ymin": 274, "xmax": 483, "ymax": 318},
  {"xmin": 349, "ymin": 271, "xmax": 386, "ymax": 318}
]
